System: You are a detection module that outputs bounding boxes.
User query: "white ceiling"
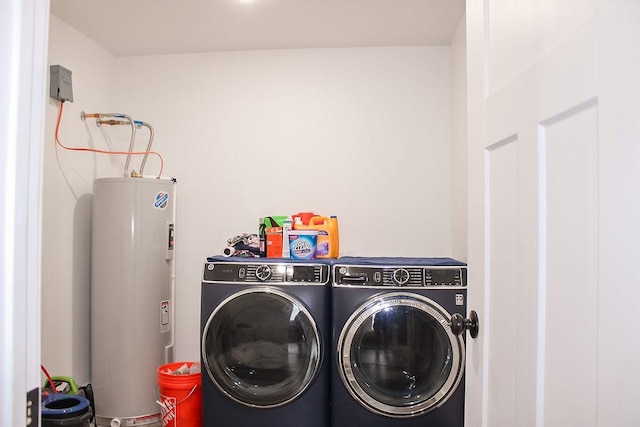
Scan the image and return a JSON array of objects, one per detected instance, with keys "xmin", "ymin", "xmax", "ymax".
[{"xmin": 50, "ymin": 0, "xmax": 465, "ymax": 57}]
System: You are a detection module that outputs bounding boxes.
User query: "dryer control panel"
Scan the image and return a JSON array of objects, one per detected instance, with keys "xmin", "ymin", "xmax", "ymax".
[
  {"xmin": 333, "ymin": 265, "xmax": 466, "ymax": 288},
  {"xmin": 203, "ymin": 262, "xmax": 330, "ymax": 285}
]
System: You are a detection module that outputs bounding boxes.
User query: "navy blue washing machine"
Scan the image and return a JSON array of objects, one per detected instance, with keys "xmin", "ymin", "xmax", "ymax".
[
  {"xmin": 331, "ymin": 257, "xmax": 478, "ymax": 427},
  {"xmin": 201, "ymin": 256, "xmax": 332, "ymax": 427}
]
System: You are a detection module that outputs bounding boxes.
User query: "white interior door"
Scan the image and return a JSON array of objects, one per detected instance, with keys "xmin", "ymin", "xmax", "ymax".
[{"xmin": 466, "ymin": 1, "xmax": 640, "ymax": 426}]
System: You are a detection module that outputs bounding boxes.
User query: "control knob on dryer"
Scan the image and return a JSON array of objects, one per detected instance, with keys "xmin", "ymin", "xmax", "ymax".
[
  {"xmin": 392, "ymin": 268, "xmax": 410, "ymax": 286},
  {"xmin": 255, "ymin": 265, "xmax": 272, "ymax": 281}
]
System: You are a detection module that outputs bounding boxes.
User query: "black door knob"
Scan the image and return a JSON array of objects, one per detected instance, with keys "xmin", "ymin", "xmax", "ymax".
[{"xmin": 450, "ymin": 310, "xmax": 479, "ymax": 338}]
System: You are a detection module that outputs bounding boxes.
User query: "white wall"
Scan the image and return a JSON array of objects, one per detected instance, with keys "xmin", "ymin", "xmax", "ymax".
[
  {"xmin": 42, "ymin": 15, "xmax": 119, "ymax": 384},
  {"xmin": 451, "ymin": 15, "xmax": 467, "ymax": 262},
  {"xmin": 44, "ymin": 15, "xmax": 462, "ymax": 375},
  {"xmin": 116, "ymin": 47, "xmax": 454, "ymax": 361}
]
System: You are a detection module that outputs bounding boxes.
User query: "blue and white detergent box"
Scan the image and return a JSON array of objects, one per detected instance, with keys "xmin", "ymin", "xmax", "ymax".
[{"xmin": 288, "ymin": 230, "xmax": 318, "ymax": 260}]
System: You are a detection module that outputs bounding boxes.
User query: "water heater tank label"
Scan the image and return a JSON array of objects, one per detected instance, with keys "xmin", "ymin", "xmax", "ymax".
[
  {"xmin": 161, "ymin": 300, "xmax": 170, "ymax": 333},
  {"xmin": 154, "ymin": 191, "xmax": 169, "ymax": 209}
]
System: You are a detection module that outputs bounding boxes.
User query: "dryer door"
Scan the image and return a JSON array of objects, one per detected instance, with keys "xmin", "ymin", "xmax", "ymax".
[
  {"xmin": 202, "ymin": 287, "xmax": 321, "ymax": 408},
  {"xmin": 337, "ymin": 291, "xmax": 464, "ymax": 417}
]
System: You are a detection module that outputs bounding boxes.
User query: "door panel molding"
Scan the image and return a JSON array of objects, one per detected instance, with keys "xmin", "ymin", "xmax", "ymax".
[{"xmin": 537, "ymin": 101, "xmax": 599, "ymax": 426}]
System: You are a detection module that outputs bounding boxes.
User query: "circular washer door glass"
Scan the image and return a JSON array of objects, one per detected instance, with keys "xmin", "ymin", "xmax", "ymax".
[
  {"xmin": 338, "ymin": 292, "xmax": 464, "ymax": 417},
  {"xmin": 202, "ymin": 288, "xmax": 321, "ymax": 407}
]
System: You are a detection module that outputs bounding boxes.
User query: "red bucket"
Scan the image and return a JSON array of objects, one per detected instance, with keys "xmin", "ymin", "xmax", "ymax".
[{"xmin": 157, "ymin": 362, "xmax": 202, "ymax": 427}]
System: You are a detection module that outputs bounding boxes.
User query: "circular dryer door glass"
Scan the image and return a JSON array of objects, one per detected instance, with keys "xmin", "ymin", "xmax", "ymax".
[
  {"xmin": 202, "ymin": 288, "xmax": 321, "ymax": 408},
  {"xmin": 338, "ymin": 293, "xmax": 464, "ymax": 417}
]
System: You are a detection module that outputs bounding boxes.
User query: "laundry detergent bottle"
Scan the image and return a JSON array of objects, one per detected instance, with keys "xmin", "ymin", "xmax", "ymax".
[
  {"xmin": 292, "ymin": 212, "xmax": 317, "ymax": 226},
  {"xmin": 294, "ymin": 215, "xmax": 339, "ymax": 258}
]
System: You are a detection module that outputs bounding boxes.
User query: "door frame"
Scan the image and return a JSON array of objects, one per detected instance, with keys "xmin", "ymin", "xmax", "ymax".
[{"xmin": 0, "ymin": 0, "xmax": 49, "ymax": 425}]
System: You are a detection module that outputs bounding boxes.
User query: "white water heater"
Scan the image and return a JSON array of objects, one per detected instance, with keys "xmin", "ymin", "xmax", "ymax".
[{"xmin": 91, "ymin": 177, "xmax": 175, "ymax": 427}]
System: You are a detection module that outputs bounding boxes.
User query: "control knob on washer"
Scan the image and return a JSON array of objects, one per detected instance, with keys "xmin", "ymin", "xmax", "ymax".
[
  {"xmin": 392, "ymin": 268, "xmax": 410, "ymax": 285},
  {"xmin": 255, "ymin": 265, "xmax": 272, "ymax": 281}
]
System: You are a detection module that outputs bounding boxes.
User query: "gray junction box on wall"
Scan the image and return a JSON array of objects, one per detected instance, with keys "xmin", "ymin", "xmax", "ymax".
[{"xmin": 49, "ymin": 64, "xmax": 73, "ymax": 102}]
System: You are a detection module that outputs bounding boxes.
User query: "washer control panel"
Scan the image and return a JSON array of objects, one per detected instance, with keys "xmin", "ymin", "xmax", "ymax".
[
  {"xmin": 334, "ymin": 265, "xmax": 466, "ymax": 288},
  {"xmin": 203, "ymin": 262, "xmax": 330, "ymax": 285}
]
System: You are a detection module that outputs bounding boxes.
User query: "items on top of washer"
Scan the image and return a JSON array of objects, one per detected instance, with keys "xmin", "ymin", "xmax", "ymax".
[
  {"xmin": 265, "ymin": 216, "xmax": 294, "ymax": 258},
  {"xmin": 260, "ymin": 212, "xmax": 340, "ymax": 259},
  {"xmin": 223, "ymin": 212, "xmax": 340, "ymax": 260},
  {"xmin": 288, "ymin": 230, "xmax": 319, "ymax": 260},
  {"xmin": 292, "ymin": 216, "xmax": 339, "ymax": 259},
  {"xmin": 259, "ymin": 216, "xmax": 290, "ymax": 257},
  {"xmin": 222, "ymin": 233, "xmax": 260, "ymax": 257},
  {"xmin": 292, "ymin": 211, "xmax": 317, "ymax": 225}
]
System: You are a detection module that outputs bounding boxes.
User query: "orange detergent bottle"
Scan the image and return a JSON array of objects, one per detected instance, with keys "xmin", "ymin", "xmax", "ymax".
[{"xmin": 293, "ymin": 215, "xmax": 339, "ymax": 258}]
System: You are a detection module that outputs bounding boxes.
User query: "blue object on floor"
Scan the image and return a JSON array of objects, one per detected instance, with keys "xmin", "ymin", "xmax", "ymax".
[{"xmin": 41, "ymin": 393, "xmax": 92, "ymax": 427}]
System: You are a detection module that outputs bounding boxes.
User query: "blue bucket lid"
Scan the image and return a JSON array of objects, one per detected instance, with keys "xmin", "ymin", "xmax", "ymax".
[{"xmin": 41, "ymin": 393, "xmax": 90, "ymax": 418}]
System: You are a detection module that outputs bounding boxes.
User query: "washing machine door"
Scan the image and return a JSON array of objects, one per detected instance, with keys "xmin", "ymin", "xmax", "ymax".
[
  {"xmin": 202, "ymin": 287, "xmax": 321, "ymax": 408},
  {"xmin": 337, "ymin": 291, "xmax": 464, "ymax": 417}
]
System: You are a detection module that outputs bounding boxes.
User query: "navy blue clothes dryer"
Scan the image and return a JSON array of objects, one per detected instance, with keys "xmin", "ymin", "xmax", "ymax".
[
  {"xmin": 331, "ymin": 257, "xmax": 476, "ymax": 427},
  {"xmin": 201, "ymin": 256, "xmax": 332, "ymax": 427}
]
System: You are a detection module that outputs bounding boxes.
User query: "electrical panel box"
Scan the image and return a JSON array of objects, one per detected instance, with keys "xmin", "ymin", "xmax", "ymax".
[{"xmin": 49, "ymin": 65, "xmax": 73, "ymax": 102}]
